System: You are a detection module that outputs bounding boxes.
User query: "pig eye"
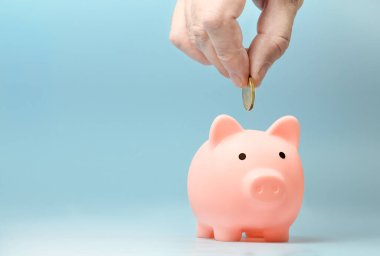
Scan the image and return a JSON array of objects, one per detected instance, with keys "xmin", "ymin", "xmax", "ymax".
[
  {"xmin": 238, "ymin": 153, "xmax": 246, "ymax": 160},
  {"xmin": 279, "ymin": 152, "xmax": 286, "ymax": 159}
]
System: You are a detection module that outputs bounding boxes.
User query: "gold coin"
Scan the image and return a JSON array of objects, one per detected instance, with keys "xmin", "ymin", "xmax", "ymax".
[{"xmin": 242, "ymin": 77, "xmax": 255, "ymax": 111}]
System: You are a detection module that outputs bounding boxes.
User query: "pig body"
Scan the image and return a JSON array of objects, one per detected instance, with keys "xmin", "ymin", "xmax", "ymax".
[{"xmin": 188, "ymin": 115, "xmax": 304, "ymax": 242}]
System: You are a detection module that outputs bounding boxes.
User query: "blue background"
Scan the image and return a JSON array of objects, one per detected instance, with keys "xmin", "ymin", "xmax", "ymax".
[{"xmin": 1, "ymin": 0, "xmax": 379, "ymax": 255}]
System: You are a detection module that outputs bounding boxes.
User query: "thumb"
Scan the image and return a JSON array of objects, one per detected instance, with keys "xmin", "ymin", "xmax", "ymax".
[{"xmin": 249, "ymin": 0, "xmax": 303, "ymax": 86}]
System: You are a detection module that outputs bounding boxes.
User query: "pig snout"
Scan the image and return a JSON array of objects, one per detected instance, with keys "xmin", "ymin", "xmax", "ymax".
[
  {"xmin": 251, "ymin": 176, "xmax": 286, "ymax": 202},
  {"xmin": 244, "ymin": 169, "xmax": 286, "ymax": 203}
]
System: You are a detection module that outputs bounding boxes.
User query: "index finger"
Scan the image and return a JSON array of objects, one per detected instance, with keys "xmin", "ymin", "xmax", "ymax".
[{"xmin": 200, "ymin": 1, "xmax": 249, "ymax": 87}]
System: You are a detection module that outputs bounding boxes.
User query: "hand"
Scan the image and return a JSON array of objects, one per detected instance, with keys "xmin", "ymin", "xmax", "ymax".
[{"xmin": 170, "ymin": 0, "xmax": 303, "ymax": 87}]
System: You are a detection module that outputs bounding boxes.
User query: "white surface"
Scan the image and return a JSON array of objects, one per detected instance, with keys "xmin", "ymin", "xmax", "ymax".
[{"xmin": 1, "ymin": 203, "xmax": 379, "ymax": 256}]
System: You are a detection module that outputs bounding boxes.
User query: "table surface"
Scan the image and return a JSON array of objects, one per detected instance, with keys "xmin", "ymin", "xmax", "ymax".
[{"xmin": 1, "ymin": 203, "xmax": 379, "ymax": 256}]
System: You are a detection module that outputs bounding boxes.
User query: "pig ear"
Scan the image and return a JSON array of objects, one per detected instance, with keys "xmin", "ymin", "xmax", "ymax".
[
  {"xmin": 209, "ymin": 115, "xmax": 243, "ymax": 147},
  {"xmin": 267, "ymin": 116, "xmax": 300, "ymax": 148}
]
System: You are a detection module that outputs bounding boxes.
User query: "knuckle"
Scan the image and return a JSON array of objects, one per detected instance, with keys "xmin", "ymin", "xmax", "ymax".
[
  {"xmin": 257, "ymin": 33, "xmax": 290, "ymax": 58},
  {"xmin": 201, "ymin": 13, "xmax": 225, "ymax": 30},
  {"xmin": 286, "ymin": 0, "xmax": 303, "ymax": 9},
  {"xmin": 199, "ymin": 57, "xmax": 211, "ymax": 66},
  {"xmin": 169, "ymin": 31, "xmax": 183, "ymax": 48},
  {"xmin": 271, "ymin": 35, "xmax": 290, "ymax": 56},
  {"xmin": 216, "ymin": 51, "xmax": 232, "ymax": 62},
  {"xmin": 189, "ymin": 25, "xmax": 208, "ymax": 43},
  {"xmin": 216, "ymin": 48, "xmax": 241, "ymax": 62}
]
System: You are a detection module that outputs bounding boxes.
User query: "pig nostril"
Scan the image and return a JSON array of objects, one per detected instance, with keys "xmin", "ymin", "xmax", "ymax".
[
  {"xmin": 255, "ymin": 185, "xmax": 263, "ymax": 194},
  {"xmin": 272, "ymin": 185, "xmax": 280, "ymax": 194}
]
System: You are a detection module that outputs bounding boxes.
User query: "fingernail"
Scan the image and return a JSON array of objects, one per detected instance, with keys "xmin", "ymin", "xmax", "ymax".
[{"xmin": 230, "ymin": 73, "xmax": 243, "ymax": 87}]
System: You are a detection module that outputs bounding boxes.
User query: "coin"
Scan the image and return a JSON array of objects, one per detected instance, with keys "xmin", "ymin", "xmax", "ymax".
[{"xmin": 242, "ymin": 77, "xmax": 255, "ymax": 111}]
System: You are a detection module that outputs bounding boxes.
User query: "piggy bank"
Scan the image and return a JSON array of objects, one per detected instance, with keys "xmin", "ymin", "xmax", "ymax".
[{"xmin": 188, "ymin": 115, "xmax": 304, "ymax": 242}]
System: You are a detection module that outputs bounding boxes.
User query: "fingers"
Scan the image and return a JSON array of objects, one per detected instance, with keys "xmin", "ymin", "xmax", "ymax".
[
  {"xmin": 249, "ymin": 0, "xmax": 303, "ymax": 86},
  {"xmin": 170, "ymin": 0, "xmax": 249, "ymax": 87},
  {"xmin": 191, "ymin": 35, "xmax": 230, "ymax": 77},
  {"xmin": 205, "ymin": 9, "xmax": 249, "ymax": 87},
  {"xmin": 184, "ymin": 0, "xmax": 229, "ymax": 78},
  {"xmin": 170, "ymin": 0, "xmax": 302, "ymax": 87},
  {"xmin": 169, "ymin": 0, "xmax": 210, "ymax": 65}
]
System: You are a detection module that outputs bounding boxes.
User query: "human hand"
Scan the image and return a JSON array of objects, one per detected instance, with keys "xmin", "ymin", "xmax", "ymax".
[{"xmin": 169, "ymin": 0, "xmax": 303, "ymax": 87}]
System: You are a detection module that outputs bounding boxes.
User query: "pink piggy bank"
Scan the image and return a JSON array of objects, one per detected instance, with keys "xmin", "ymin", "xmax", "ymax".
[{"xmin": 188, "ymin": 115, "xmax": 304, "ymax": 242}]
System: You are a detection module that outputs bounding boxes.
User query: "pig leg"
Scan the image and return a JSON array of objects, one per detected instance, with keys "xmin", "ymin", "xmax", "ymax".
[
  {"xmin": 262, "ymin": 228, "xmax": 289, "ymax": 242},
  {"xmin": 196, "ymin": 223, "xmax": 214, "ymax": 238},
  {"xmin": 213, "ymin": 227, "xmax": 242, "ymax": 242}
]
